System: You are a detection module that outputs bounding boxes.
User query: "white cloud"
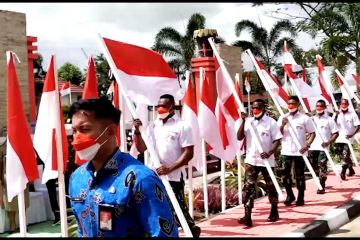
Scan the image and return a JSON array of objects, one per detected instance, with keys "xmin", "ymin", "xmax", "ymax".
[{"xmin": 0, "ymin": 3, "xmax": 321, "ymax": 72}]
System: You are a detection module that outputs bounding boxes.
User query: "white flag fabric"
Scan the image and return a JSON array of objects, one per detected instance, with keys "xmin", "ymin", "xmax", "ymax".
[
  {"xmin": 181, "ymin": 71, "xmax": 203, "ymax": 171},
  {"xmin": 100, "ymin": 37, "xmax": 182, "ymax": 105},
  {"xmin": 33, "ymin": 55, "xmax": 68, "ymax": 184},
  {"xmin": 335, "ymin": 71, "xmax": 356, "ymax": 112},
  {"xmin": 244, "ymin": 72, "xmax": 251, "ymax": 93}
]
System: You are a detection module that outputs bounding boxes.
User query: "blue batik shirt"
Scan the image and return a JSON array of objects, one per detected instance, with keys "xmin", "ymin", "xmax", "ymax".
[{"xmin": 69, "ymin": 149, "xmax": 179, "ymax": 237}]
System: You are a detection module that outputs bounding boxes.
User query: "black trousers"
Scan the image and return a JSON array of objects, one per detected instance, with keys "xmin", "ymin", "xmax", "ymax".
[
  {"xmin": 280, "ymin": 155, "xmax": 306, "ymax": 191},
  {"xmin": 169, "ymin": 178, "xmax": 196, "ymax": 230},
  {"xmin": 46, "ymin": 178, "xmax": 60, "ymax": 220},
  {"xmin": 242, "ymin": 164, "xmax": 278, "ymax": 209}
]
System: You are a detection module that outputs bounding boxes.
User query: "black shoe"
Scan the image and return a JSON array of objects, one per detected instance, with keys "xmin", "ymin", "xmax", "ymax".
[
  {"xmin": 267, "ymin": 204, "xmax": 279, "ymax": 222},
  {"xmin": 295, "ymin": 199, "xmax": 304, "ymax": 206},
  {"xmin": 348, "ymin": 167, "xmax": 355, "ymax": 177},
  {"xmin": 317, "ymin": 189, "xmax": 325, "ymax": 194},
  {"xmin": 238, "ymin": 216, "xmax": 253, "ymax": 227},
  {"xmin": 284, "ymin": 195, "xmax": 296, "ymax": 206},
  {"xmin": 191, "ymin": 226, "xmax": 201, "ymax": 238}
]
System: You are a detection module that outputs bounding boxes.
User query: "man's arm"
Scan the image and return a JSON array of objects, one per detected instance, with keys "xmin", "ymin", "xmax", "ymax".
[
  {"xmin": 260, "ymin": 139, "xmax": 281, "ymax": 159},
  {"xmin": 132, "ymin": 119, "xmax": 147, "ymax": 153},
  {"xmin": 347, "ymin": 125, "xmax": 360, "ymax": 139},
  {"xmin": 156, "ymin": 146, "xmax": 193, "ymax": 176},
  {"xmin": 300, "ymin": 132, "xmax": 315, "ymax": 154},
  {"xmin": 237, "ymin": 112, "xmax": 247, "ymax": 141}
]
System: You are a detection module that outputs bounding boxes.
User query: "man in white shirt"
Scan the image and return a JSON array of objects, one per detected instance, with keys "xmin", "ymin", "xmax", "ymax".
[
  {"xmin": 132, "ymin": 94, "xmax": 201, "ymax": 237},
  {"xmin": 278, "ymin": 96, "xmax": 316, "ymax": 207},
  {"xmin": 237, "ymin": 99, "xmax": 282, "ymax": 227},
  {"xmin": 334, "ymin": 98, "xmax": 360, "ymax": 180},
  {"xmin": 309, "ymin": 100, "xmax": 339, "ymax": 194}
]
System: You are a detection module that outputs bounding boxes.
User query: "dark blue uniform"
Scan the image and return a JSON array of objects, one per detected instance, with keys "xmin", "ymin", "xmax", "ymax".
[{"xmin": 69, "ymin": 149, "xmax": 178, "ymax": 237}]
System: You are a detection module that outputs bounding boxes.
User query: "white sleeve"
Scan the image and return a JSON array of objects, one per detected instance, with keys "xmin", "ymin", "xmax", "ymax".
[{"xmin": 179, "ymin": 123, "xmax": 194, "ymax": 148}]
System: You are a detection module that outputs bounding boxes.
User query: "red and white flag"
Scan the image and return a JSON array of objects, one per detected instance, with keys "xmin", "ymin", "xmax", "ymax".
[
  {"xmin": 6, "ymin": 51, "xmax": 39, "ymax": 201},
  {"xmin": 33, "ymin": 55, "xmax": 68, "ymax": 184},
  {"xmin": 335, "ymin": 71, "xmax": 356, "ymax": 111},
  {"xmin": 283, "ymin": 43, "xmax": 327, "ymax": 111},
  {"xmin": 234, "ymin": 73, "xmax": 246, "ymax": 155},
  {"xmin": 244, "ymin": 72, "xmax": 251, "ymax": 93},
  {"xmin": 82, "ymin": 56, "xmax": 98, "ymax": 99},
  {"xmin": 198, "ymin": 68, "xmax": 224, "ymax": 159},
  {"xmin": 181, "ymin": 71, "xmax": 203, "ymax": 171},
  {"xmin": 249, "ymin": 54, "xmax": 289, "ymax": 108},
  {"xmin": 60, "ymin": 81, "xmax": 71, "ymax": 96},
  {"xmin": 213, "ymin": 51, "xmax": 242, "ymax": 162},
  {"xmin": 352, "ymin": 73, "xmax": 360, "ymax": 85},
  {"xmin": 99, "ymin": 37, "xmax": 182, "ymax": 105},
  {"xmin": 315, "ymin": 55, "xmax": 333, "ymax": 111}
]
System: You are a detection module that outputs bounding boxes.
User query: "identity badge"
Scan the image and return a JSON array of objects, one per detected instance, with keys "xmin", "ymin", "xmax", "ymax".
[{"xmin": 99, "ymin": 204, "xmax": 114, "ymax": 231}]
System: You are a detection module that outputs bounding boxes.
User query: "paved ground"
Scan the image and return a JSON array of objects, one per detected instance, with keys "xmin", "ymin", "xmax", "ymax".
[
  {"xmin": 326, "ymin": 214, "xmax": 360, "ymax": 237},
  {"xmin": 180, "ymin": 165, "xmax": 360, "ymax": 237}
]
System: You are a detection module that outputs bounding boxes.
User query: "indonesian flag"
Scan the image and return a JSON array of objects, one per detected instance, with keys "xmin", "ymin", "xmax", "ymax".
[
  {"xmin": 283, "ymin": 43, "xmax": 327, "ymax": 111},
  {"xmin": 60, "ymin": 81, "xmax": 71, "ymax": 96},
  {"xmin": 33, "ymin": 55, "xmax": 68, "ymax": 184},
  {"xmin": 234, "ymin": 73, "xmax": 245, "ymax": 155},
  {"xmin": 82, "ymin": 56, "xmax": 98, "ymax": 99},
  {"xmin": 315, "ymin": 55, "xmax": 333, "ymax": 111},
  {"xmin": 198, "ymin": 68, "xmax": 224, "ymax": 158},
  {"xmin": 335, "ymin": 71, "xmax": 356, "ymax": 111},
  {"xmin": 352, "ymin": 74, "xmax": 360, "ymax": 85},
  {"xmin": 235, "ymin": 73, "xmax": 242, "ymax": 102},
  {"xmin": 181, "ymin": 71, "xmax": 202, "ymax": 171},
  {"xmin": 250, "ymin": 54, "xmax": 289, "ymax": 108},
  {"xmin": 213, "ymin": 54, "xmax": 242, "ymax": 162},
  {"xmin": 244, "ymin": 72, "xmax": 251, "ymax": 93},
  {"xmin": 99, "ymin": 37, "xmax": 182, "ymax": 105},
  {"xmin": 6, "ymin": 51, "xmax": 39, "ymax": 201}
]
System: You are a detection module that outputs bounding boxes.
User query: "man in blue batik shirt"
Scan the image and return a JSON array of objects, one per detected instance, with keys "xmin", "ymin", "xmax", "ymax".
[{"xmin": 68, "ymin": 98, "xmax": 178, "ymax": 237}]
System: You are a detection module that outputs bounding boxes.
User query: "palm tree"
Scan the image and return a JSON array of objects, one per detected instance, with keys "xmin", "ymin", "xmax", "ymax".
[
  {"xmin": 152, "ymin": 13, "xmax": 206, "ymax": 78},
  {"xmin": 233, "ymin": 19, "xmax": 299, "ymax": 74}
]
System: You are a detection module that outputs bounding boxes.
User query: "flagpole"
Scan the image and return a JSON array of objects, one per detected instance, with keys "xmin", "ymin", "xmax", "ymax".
[
  {"xmin": 246, "ymin": 49, "xmax": 324, "ymax": 189},
  {"xmin": 188, "ymin": 165, "xmax": 194, "ymax": 218},
  {"xmin": 208, "ymin": 38, "xmax": 284, "ymax": 200},
  {"xmin": 234, "ymin": 74, "xmax": 243, "ymax": 205},
  {"xmin": 221, "ymin": 159, "xmax": 226, "ymax": 212},
  {"xmin": 119, "ymin": 93, "xmax": 127, "ymax": 153},
  {"xmin": 199, "ymin": 67, "xmax": 209, "ymax": 219},
  {"xmin": 97, "ymin": 34, "xmax": 193, "ymax": 237},
  {"xmin": 18, "ymin": 191, "xmax": 27, "ymax": 237},
  {"xmin": 201, "ymin": 140, "xmax": 209, "ymax": 219},
  {"xmin": 53, "ymin": 56, "xmax": 68, "ymax": 237}
]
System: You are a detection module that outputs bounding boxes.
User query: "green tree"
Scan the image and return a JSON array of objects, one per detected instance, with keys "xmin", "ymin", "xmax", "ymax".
[
  {"xmin": 233, "ymin": 19, "xmax": 299, "ymax": 74},
  {"xmin": 92, "ymin": 53, "xmax": 112, "ymax": 97},
  {"xmin": 152, "ymin": 13, "xmax": 206, "ymax": 78},
  {"xmin": 58, "ymin": 62, "xmax": 83, "ymax": 85}
]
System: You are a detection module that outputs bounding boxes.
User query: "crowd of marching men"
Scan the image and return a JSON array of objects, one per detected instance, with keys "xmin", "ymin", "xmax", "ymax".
[{"xmin": 2, "ymin": 36, "xmax": 360, "ymax": 237}]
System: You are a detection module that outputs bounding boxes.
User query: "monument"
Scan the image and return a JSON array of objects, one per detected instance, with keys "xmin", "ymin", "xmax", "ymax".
[{"xmin": 0, "ymin": 10, "xmax": 30, "ymax": 133}]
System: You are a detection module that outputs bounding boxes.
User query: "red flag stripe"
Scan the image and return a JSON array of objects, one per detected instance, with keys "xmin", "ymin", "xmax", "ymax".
[
  {"xmin": 184, "ymin": 76, "xmax": 198, "ymax": 115},
  {"xmin": 335, "ymin": 73, "xmax": 344, "ymax": 86},
  {"xmin": 82, "ymin": 56, "xmax": 99, "ymax": 99},
  {"xmin": 103, "ymin": 37, "xmax": 176, "ymax": 78},
  {"xmin": 218, "ymin": 106, "xmax": 229, "ymax": 149},
  {"xmin": 43, "ymin": 56, "xmax": 56, "ymax": 92},
  {"xmin": 200, "ymin": 73, "xmax": 217, "ymax": 112},
  {"xmin": 7, "ymin": 52, "xmax": 38, "ymax": 181},
  {"xmin": 352, "ymin": 74, "xmax": 360, "ymax": 85}
]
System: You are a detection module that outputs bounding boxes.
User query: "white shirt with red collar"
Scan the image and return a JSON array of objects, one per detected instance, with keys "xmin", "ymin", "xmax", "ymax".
[
  {"xmin": 335, "ymin": 110, "xmax": 360, "ymax": 144},
  {"xmin": 146, "ymin": 114, "xmax": 194, "ymax": 182},
  {"xmin": 277, "ymin": 111, "xmax": 315, "ymax": 156},
  {"xmin": 310, "ymin": 112, "xmax": 339, "ymax": 151},
  {"xmin": 244, "ymin": 115, "xmax": 282, "ymax": 167}
]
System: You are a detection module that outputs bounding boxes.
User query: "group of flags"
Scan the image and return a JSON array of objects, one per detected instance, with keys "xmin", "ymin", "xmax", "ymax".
[{"xmin": 5, "ymin": 35, "xmax": 360, "ymax": 235}]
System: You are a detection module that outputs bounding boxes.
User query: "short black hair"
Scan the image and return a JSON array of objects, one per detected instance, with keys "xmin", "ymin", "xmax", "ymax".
[
  {"xmin": 160, "ymin": 94, "xmax": 175, "ymax": 105},
  {"xmin": 341, "ymin": 98, "xmax": 349, "ymax": 104},
  {"xmin": 69, "ymin": 97, "xmax": 121, "ymax": 124},
  {"xmin": 288, "ymin": 95, "xmax": 300, "ymax": 103},
  {"xmin": 317, "ymin": 99, "xmax": 326, "ymax": 106},
  {"xmin": 253, "ymin": 98, "xmax": 266, "ymax": 105}
]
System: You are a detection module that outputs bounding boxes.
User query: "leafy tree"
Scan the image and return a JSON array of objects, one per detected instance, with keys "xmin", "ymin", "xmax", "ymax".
[
  {"xmin": 152, "ymin": 13, "xmax": 206, "ymax": 78},
  {"xmin": 58, "ymin": 62, "xmax": 83, "ymax": 85},
  {"xmin": 92, "ymin": 53, "xmax": 112, "ymax": 97},
  {"xmin": 233, "ymin": 19, "xmax": 299, "ymax": 75}
]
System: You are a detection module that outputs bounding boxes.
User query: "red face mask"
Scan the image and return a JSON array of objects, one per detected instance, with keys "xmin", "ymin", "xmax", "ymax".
[
  {"xmin": 252, "ymin": 108, "xmax": 262, "ymax": 117},
  {"xmin": 157, "ymin": 106, "xmax": 170, "ymax": 119}
]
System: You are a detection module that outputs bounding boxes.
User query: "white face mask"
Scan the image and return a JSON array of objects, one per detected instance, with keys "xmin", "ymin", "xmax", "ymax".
[
  {"xmin": 74, "ymin": 127, "xmax": 109, "ymax": 162},
  {"xmin": 158, "ymin": 112, "xmax": 170, "ymax": 120},
  {"xmin": 289, "ymin": 108, "xmax": 297, "ymax": 113},
  {"xmin": 340, "ymin": 107, "xmax": 348, "ymax": 111},
  {"xmin": 316, "ymin": 110, "xmax": 324, "ymax": 114}
]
